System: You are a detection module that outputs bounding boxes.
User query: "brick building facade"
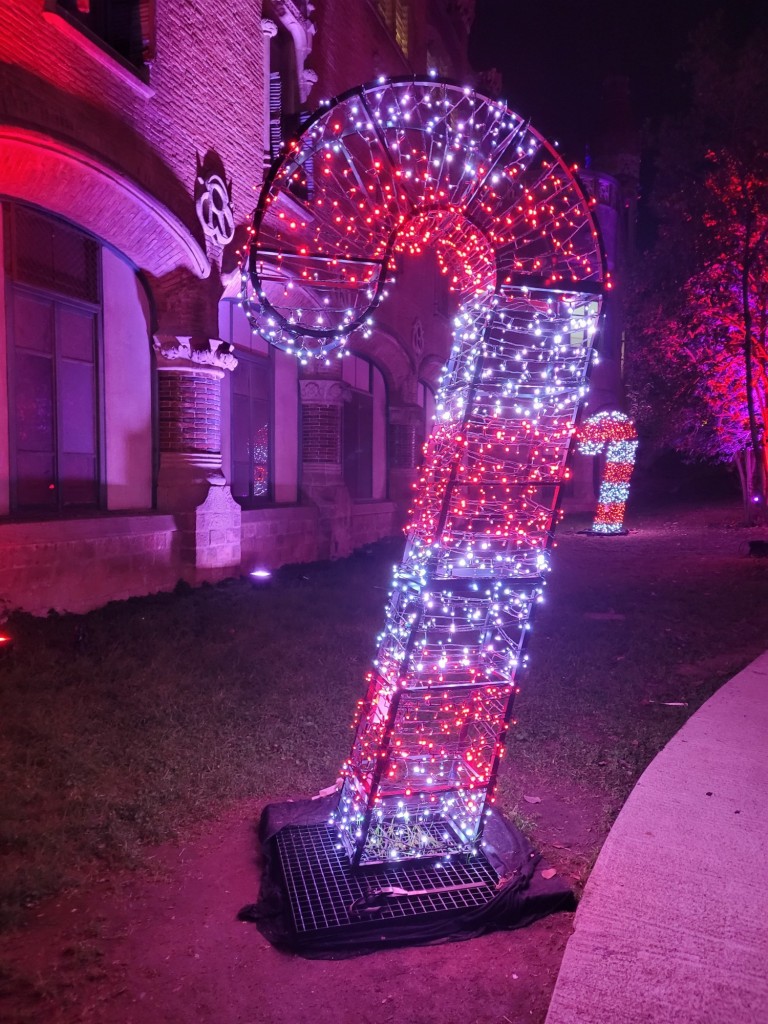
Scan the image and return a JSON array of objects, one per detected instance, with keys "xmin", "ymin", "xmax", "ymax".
[{"xmin": 0, "ymin": 0, "xmax": 476, "ymax": 614}]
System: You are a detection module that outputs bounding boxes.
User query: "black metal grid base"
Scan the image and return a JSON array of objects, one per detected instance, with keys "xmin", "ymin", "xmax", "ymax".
[{"xmin": 276, "ymin": 822, "xmax": 498, "ymax": 936}]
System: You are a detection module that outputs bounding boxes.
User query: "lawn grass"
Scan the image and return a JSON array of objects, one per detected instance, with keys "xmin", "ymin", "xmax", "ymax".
[{"xmin": 1, "ymin": 499, "xmax": 766, "ymax": 930}]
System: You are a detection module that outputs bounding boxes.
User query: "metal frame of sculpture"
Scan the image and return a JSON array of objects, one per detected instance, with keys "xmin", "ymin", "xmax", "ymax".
[{"xmin": 242, "ymin": 77, "xmax": 607, "ymax": 867}]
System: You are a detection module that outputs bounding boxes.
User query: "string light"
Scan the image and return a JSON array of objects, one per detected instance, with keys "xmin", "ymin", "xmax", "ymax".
[
  {"xmin": 243, "ymin": 79, "xmax": 607, "ymax": 864},
  {"xmin": 577, "ymin": 411, "xmax": 638, "ymax": 534}
]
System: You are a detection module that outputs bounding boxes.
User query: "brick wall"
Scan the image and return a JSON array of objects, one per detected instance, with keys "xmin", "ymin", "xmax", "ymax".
[
  {"xmin": 0, "ymin": 0, "xmax": 265, "ymax": 248},
  {"xmin": 389, "ymin": 422, "xmax": 418, "ymax": 469},
  {"xmin": 302, "ymin": 405, "xmax": 341, "ymax": 463},
  {"xmin": 311, "ymin": 0, "xmax": 417, "ymax": 99},
  {"xmin": 158, "ymin": 372, "xmax": 221, "ymax": 453}
]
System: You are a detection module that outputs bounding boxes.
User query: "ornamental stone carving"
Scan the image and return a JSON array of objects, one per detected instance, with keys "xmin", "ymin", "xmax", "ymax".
[
  {"xmin": 154, "ymin": 334, "xmax": 238, "ymax": 372},
  {"xmin": 411, "ymin": 317, "xmax": 424, "ymax": 356},
  {"xmin": 299, "ymin": 378, "xmax": 347, "ymax": 404},
  {"xmin": 195, "ymin": 172, "xmax": 235, "ymax": 246},
  {"xmin": 302, "ymin": 67, "xmax": 318, "ymax": 98}
]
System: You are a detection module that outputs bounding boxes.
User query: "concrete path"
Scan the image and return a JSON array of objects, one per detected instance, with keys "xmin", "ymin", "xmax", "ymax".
[{"xmin": 545, "ymin": 650, "xmax": 768, "ymax": 1024}]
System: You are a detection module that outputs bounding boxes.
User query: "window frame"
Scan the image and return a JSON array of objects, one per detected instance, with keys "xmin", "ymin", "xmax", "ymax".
[
  {"xmin": 42, "ymin": 0, "xmax": 155, "ymax": 93},
  {"xmin": 4, "ymin": 204, "xmax": 106, "ymax": 516},
  {"xmin": 229, "ymin": 347, "xmax": 275, "ymax": 509},
  {"xmin": 343, "ymin": 355, "xmax": 389, "ymax": 502}
]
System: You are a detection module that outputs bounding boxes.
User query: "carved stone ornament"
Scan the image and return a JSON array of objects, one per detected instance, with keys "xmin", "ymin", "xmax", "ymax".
[
  {"xmin": 195, "ymin": 173, "xmax": 235, "ymax": 246},
  {"xmin": 302, "ymin": 67, "xmax": 318, "ymax": 97},
  {"xmin": 261, "ymin": 17, "xmax": 278, "ymax": 38},
  {"xmin": 299, "ymin": 378, "xmax": 347, "ymax": 404},
  {"xmin": 412, "ymin": 317, "xmax": 425, "ymax": 356},
  {"xmin": 154, "ymin": 334, "xmax": 238, "ymax": 371}
]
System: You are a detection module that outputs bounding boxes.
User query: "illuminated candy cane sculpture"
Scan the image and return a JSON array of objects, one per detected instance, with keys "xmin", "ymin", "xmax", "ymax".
[
  {"xmin": 243, "ymin": 78, "xmax": 607, "ymax": 865},
  {"xmin": 577, "ymin": 411, "xmax": 638, "ymax": 535}
]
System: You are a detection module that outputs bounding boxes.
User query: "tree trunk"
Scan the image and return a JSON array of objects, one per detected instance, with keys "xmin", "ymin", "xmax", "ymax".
[
  {"xmin": 734, "ymin": 449, "xmax": 756, "ymax": 524},
  {"xmin": 740, "ymin": 197, "xmax": 766, "ymax": 512}
]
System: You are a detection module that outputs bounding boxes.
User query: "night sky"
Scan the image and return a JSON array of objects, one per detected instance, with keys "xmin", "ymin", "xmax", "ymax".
[{"xmin": 469, "ymin": 0, "xmax": 767, "ymax": 161}]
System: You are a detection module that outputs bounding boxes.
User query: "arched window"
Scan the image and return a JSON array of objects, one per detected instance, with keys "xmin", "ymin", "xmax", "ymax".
[{"xmin": 4, "ymin": 204, "xmax": 103, "ymax": 512}]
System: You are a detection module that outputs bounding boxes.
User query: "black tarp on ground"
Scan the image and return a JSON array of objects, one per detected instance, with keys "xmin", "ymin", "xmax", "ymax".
[{"xmin": 238, "ymin": 795, "xmax": 576, "ymax": 957}]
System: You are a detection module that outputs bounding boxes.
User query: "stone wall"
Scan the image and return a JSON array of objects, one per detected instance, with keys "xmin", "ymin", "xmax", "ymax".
[
  {"xmin": 351, "ymin": 501, "xmax": 401, "ymax": 550},
  {"xmin": 0, "ymin": 515, "xmax": 180, "ymax": 616},
  {"xmin": 0, "ymin": 502, "xmax": 399, "ymax": 616},
  {"xmin": 240, "ymin": 506, "xmax": 321, "ymax": 569}
]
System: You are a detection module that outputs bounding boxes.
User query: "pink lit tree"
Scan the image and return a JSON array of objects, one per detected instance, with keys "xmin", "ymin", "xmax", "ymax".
[{"xmin": 628, "ymin": 20, "xmax": 768, "ymax": 521}]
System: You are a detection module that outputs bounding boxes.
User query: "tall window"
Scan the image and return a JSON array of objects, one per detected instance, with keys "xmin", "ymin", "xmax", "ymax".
[
  {"xmin": 5, "ymin": 205, "xmax": 102, "ymax": 513},
  {"xmin": 344, "ymin": 387, "xmax": 373, "ymax": 501},
  {"xmin": 231, "ymin": 353, "xmax": 272, "ymax": 504},
  {"xmin": 267, "ymin": 23, "xmax": 308, "ymax": 157},
  {"xmin": 343, "ymin": 355, "xmax": 387, "ymax": 500}
]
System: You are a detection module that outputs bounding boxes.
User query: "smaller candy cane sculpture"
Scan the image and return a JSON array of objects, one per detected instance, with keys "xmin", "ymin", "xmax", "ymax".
[{"xmin": 577, "ymin": 411, "xmax": 638, "ymax": 534}]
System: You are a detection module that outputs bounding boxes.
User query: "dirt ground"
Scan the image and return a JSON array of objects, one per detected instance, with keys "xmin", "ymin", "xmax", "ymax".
[{"xmin": 0, "ymin": 774, "xmax": 607, "ymax": 1024}]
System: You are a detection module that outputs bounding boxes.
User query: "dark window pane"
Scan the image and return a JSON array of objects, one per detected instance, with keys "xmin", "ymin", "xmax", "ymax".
[
  {"xmin": 232, "ymin": 393, "xmax": 250, "ymax": 458},
  {"xmin": 57, "ymin": 305, "xmax": 96, "ymax": 362},
  {"xmin": 102, "ymin": 0, "xmax": 145, "ymax": 66},
  {"xmin": 59, "ymin": 359, "xmax": 96, "ymax": 456},
  {"xmin": 250, "ymin": 363, "xmax": 270, "ymax": 402},
  {"xmin": 231, "ymin": 392, "xmax": 251, "ymax": 498},
  {"xmin": 52, "ymin": 229, "xmax": 99, "ymax": 304},
  {"xmin": 251, "ymin": 404, "xmax": 269, "ymax": 498},
  {"xmin": 12, "ymin": 206, "xmax": 99, "ymax": 303},
  {"xmin": 15, "ymin": 452, "xmax": 57, "ymax": 508},
  {"xmin": 343, "ymin": 390, "xmax": 373, "ymax": 499},
  {"xmin": 14, "ymin": 351, "xmax": 54, "ymax": 452},
  {"xmin": 57, "ymin": 0, "xmax": 145, "ymax": 68},
  {"xmin": 59, "ymin": 453, "xmax": 98, "ymax": 506},
  {"xmin": 10, "ymin": 207, "xmax": 55, "ymax": 287},
  {"xmin": 231, "ymin": 356, "xmax": 271, "ymax": 503},
  {"xmin": 13, "ymin": 292, "xmax": 54, "ymax": 354},
  {"xmin": 232, "ymin": 461, "xmax": 250, "ymax": 498}
]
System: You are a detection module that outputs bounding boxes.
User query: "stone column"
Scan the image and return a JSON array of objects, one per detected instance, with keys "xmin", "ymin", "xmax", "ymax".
[
  {"xmin": 153, "ymin": 334, "xmax": 242, "ymax": 570},
  {"xmin": 298, "ymin": 369, "xmax": 353, "ymax": 559}
]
